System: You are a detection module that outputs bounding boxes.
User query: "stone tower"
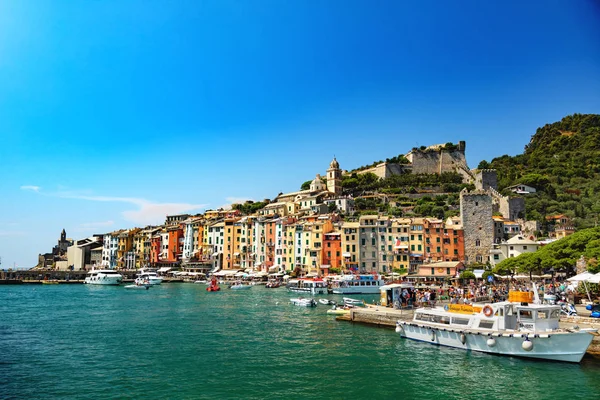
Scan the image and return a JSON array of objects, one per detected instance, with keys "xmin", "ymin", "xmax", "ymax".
[
  {"xmin": 327, "ymin": 157, "xmax": 342, "ymax": 196},
  {"xmin": 460, "ymin": 189, "xmax": 494, "ymax": 265}
]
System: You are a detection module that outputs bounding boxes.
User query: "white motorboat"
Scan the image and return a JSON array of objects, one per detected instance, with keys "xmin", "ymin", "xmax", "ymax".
[
  {"xmin": 125, "ymin": 283, "xmax": 151, "ymax": 290},
  {"xmin": 343, "ymin": 297, "xmax": 365, "ymax": 306},
  {"xmin": 290, "ymin": 298, "xmax": 318, "ymax": 307},
  {"xmin": 329, "ymin": 274, "xmax": 385, "ymax": 294},
  {"xmin": 230, "ymin": 283, "xmax": 252, "ymax": 290},
  {"xmin": 319, "ymin": 299, "xmax": 337, "ymax": 305},
  {"xmin": 135, "ymin": 270, "xmax": 163, "ymax": 286},
  {"xmin": 286, "ymin": 278, "xmax": 328, "ymax": 295},
  {"xmin": 395, "ymin": 285, "xmax": 596, "ymax": 363},
  {"xmin": 194, "ymin": 280, "xmax": 208, "ymax": 284},
  {"xmin": 84, "ymin": 270, "xmax": 123, "ymax": 285}
]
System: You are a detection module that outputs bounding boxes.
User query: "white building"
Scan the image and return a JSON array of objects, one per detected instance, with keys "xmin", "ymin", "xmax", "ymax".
[{"xmin": 490, "ymin": 235, "xmax": 540, "ymax": 267}]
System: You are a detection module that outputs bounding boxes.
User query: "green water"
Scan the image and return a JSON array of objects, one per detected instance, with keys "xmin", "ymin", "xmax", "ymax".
[{"xmin": 1, "ymin": 284, "xmax": 600, "ymax": 400}]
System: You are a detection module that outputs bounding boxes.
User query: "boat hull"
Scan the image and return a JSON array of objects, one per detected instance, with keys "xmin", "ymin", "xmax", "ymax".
[
  {"xmin": 397, "ymin": 321, "xmax": 594, "ymax": 363},
  {"xmin": 288, "ymin": 287, "xmax": 328, "ymax": 295}
]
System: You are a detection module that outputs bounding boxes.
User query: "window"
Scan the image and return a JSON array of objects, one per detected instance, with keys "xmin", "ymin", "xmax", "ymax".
[{"xmin": 475, "ymin": 239, "xmax": 481, "ymax": 247}]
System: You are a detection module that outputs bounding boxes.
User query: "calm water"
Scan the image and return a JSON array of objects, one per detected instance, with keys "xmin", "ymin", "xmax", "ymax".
[{"xmin": 1, "ymin": 284, "xmax": 600, "ymax": 400}]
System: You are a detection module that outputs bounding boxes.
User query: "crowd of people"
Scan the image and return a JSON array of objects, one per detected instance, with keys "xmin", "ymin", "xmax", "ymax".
[{"xmin": 391, "ymin": 278, "xmax": 578, "ymax": 309}]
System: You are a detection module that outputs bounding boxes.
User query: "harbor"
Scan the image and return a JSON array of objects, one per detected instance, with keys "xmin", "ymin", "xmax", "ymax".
[{"xmin": 2, "ymin": 283, "xmax": 600, "ymax": 400}]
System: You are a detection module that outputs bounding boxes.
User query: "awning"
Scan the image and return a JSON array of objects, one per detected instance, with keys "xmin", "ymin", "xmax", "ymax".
[
  {"xmin": 158, "ymin": 267, "xmax": 172, "ymax": 273},
  {"xmin": 214, "ymin": 270, "xmax": 240, "ymax": 276},
  {"xmin": 320, "ymin": 265, "xmax": 330, "ymax": 269},
  {"xmin": 410, "ymin": 253, "xmax": 423, "ymax": 257},
  {"xmin": 342, "ymin": 252, "xmax": 351, "ymax": 257},
  {"xmin": 268, "ymin": 266, "xmax": 278, "ymax": 273},
  {"xmin": 234, "ymin": 252, "xmax": 240, "ymax": 256},
  {"xmin": 210, "ymin": 267, "xmax": 220, "ymax": 273},
  {"xmin": 586, "ymin": 273, "xmax": 600, "ymax": 284},
  {"xmin": 567, "ymin": 272, "xmax": 594, "ymax": 282},
  {"xmin": 473, "ymin": 269, "xmax": 484, "ymax": 279}
]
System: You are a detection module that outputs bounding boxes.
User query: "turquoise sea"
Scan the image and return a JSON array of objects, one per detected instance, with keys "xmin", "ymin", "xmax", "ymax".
[{"xmin": 1, "ymin": 284, "xmax": 600, "ymax": 400}]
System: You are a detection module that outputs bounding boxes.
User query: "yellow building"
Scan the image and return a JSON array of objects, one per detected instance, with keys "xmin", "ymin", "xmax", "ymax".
[{"xmin": 341, "ymin": 221, "xmax": 359, "ymax": 273}]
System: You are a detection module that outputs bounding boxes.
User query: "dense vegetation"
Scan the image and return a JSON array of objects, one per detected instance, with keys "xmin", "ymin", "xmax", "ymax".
[
  {"xmin": 493, "ymin": 227, "xmax": 600, "ymax": 276},
  {"xmin": 479, "ymin": 114, "xmax": 600, "ymax": 232},
  {"xmin": 232, "ymin": 200, "xmax": 269, "ymax": 215}
]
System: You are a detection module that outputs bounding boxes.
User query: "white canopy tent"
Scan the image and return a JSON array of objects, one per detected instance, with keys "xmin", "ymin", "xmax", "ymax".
[
  {"xmin": 586, "ymin": 272, "xmax": 600, "ymax": 284},
  {"xmin": 567, "ymin": 272, "xmax": 594, "ymax": 282}
]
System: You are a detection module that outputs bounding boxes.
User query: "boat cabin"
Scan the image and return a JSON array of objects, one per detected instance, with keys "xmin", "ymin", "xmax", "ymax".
[{"xmin": 413, "ymin": 300, "xmax": 561, "ymax": 333}]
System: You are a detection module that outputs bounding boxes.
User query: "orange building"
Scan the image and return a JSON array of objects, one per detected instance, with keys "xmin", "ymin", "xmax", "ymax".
[
  {"xmin": 166, "ymin": 225, "xmax": 184, "ymax": 263},
  {"xmin": 322, "ymin": 231, "xmax": 342, "ymax": 275},
  {"xmin": 423, "ymin": 218, "xmax": 464, "ymax": 263}
]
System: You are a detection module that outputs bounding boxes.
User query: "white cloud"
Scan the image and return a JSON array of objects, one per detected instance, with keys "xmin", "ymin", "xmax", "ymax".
[
  {"xmin": 20, "ymin": 185, "xmax": 40, "ymax": 192},
  {"xmin": 22, "ymin": 187, "xmax": 207, "ymax": 226},
  {"xmin": 0, "ymin": 230, "xmax": 26, "ymax": 236}
]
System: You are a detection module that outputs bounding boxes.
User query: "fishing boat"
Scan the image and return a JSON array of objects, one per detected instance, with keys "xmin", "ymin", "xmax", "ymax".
[
  {"xmin": 84, "ymin": 269, "xmax": 123, "ymax": 286},
  {"xmin": 286, "ymin": 278, "xmax": 328, "ymax": 295},
  {"xmin": 265, "ymin": 280, "xmax": 281, "ymax": 288},
  {"xmin": 290, "ymin": 298, "xmax": 318, "ymax": 307},
  {"xmin": 329, "ymin": 274, "xmax": 385, "ymax": 294},
  {"xmin": 395, "ymin": 285, "xmax": 596, "ymax": 363}
]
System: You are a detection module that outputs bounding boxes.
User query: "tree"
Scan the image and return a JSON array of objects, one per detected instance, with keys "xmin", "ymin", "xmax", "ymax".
[{"xmin": 300, "ymin": 180, "xmax": 312, "ymax": 190}]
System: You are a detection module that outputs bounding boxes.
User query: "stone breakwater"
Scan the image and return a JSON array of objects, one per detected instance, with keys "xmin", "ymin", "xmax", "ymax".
[{"xmin": 339, "ymin": 305, "xmax": 600, "ymax": 356}]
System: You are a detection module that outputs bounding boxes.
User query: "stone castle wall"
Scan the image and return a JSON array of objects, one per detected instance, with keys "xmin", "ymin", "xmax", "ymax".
[
  {"xmin": 409, "ymin": 149, "xmax": 467, "ymax": 175},
  {"xmin": 356, "ymin": 162, "xmax": 409, "ymax": 179}
]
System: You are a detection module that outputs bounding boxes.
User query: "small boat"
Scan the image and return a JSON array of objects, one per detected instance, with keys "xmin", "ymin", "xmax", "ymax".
[
  {"xmin": 326, "ymin": 306, "xmax": 351, "ymax": 315},
  {"xmin": 206, "ymin": 276, "xmax": 220, "ymax": 292},
  {"xmin": 42, "ymin": 280, "xmax": 59, "ymax": 285},
  {"xmin": 124, "ymin": 283, "xmax": 150, "ymax": 290},
  {"xmin": 135, "ymin": 270, "xmax": 163, "ymax": 285},
  {"xmin": 265, "ymin": 280, "xmax": 281, "ymax": 288},
  {"xmin": 229, "ymin": 283, "xmax": 252, "ymax": 290},
  {"xmin": 290, "ymin": 298, "xmax": 318, "ymax": 307},
  {"xmin": 343, "ymin": 297, "xmax": 364, "ymax": 306},
  {"xmin": 193, "ymin": 280, "xmax": 208, "ymax": 284},
  {"xmin": 318, "ymin": 299, "xmax": 337, "ymax": 305}
]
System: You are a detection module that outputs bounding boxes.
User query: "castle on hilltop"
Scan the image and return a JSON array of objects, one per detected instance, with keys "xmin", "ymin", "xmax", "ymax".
[{"xmin": 356, "ymin": 141, "xmax": 469, "ymax": 179}]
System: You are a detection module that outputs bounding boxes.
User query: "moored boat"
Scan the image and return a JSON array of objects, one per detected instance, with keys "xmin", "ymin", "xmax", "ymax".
[
  {"xmin": 286, "ymin": 278, "xmax": 328, "ymax": 295},
  {"xmin": 395, "ymin": 285, "xmax": 596, "ymax": 363},
  {"xmin": 329, "ymin": 274, "xmax": 385, "ymax": 294},
  {"xmin": 84, "ymin": 270, "xmax": 123, "ymax": 286}
]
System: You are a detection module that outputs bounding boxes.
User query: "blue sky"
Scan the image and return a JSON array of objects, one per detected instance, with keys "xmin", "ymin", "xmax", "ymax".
[{"xmin": 1, "ymin": 1, "xmax": 599, "ymax": 269}]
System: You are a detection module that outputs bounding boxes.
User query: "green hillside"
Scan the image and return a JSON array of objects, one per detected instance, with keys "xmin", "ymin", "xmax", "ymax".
[{"xmin": 479, "ymin": 113, "xmax": 600, "ymax": 232}]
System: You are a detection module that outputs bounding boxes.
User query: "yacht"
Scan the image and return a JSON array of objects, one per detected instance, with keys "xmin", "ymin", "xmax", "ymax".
[
  {"xmin": 84, "ymin": 270, "xmax": 123, "ymax": 286},
  {"xmin": 395, "ymin": 285, "xmax": 596, "ymax": 363},
  {"xmin": 329, "ymin": 274, "xmax": 385, "ymax": 294}
]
